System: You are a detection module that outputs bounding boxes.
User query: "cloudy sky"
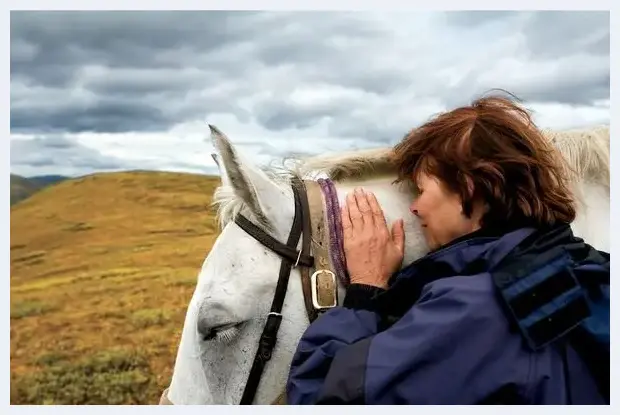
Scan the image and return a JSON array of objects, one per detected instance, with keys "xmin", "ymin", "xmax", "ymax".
[{"xmin": 10, "ymin": 10, "xmax": 610, "ymax": 177}]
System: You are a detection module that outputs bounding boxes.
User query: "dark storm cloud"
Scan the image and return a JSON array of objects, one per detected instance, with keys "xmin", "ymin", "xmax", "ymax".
[
  {"xmin": 437, "ymin": 10, "xmax": 609, "ymax": 107},
  {"xmin": 11, "ymin": 136, "xmax": 128, "ymax": 171},
  {"xmin": 514, "ymin": 66, "xmax": 609, "ymax": 106},
  {"xmin": 441, "ymin": 59, "xmax": 610, "ymax": 109},
  {"xmin": 11, "ymin": 11, "xmax": 247, "ymax": 133},
  {"xmin": 523, "ymin": 11, "xmax": 610, "ymax": 59},
  {"xmin": 12, "ymin": 99, "xmax": 171, "ymax": 134},
  {"xmin": 10, "ymin": 11, "xmax": 261, "ymax": 133},
  {"xmin": 10, "ymin": 11, "xmax": 255, "ymax": 82},
  {"xmin": 252, "ymin": 12, "xmax": 385, "ymax": 64},
  {"xmin": 326, "ymin": 114, "xmax": 411, "ymax": 146},
  {"xmin": 442, "ymin": 10, "xmax": 609, "ymax": 60},
  {"xmin": 252, "ymin": 95, "xmax": 351, "ymax": 132},
  {"xmin": 10, "ymin": 10, "xmax": 386, "ymax": 135},
  {"xmin": 36, "ymin": 135, "xmax": 75, "ymax": 149},
  {"xmin": 10, "ymin": 10, "xmax": 611, "ymax": 139}
]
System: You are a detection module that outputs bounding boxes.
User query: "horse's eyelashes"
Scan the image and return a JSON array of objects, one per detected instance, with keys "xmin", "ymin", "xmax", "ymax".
[{"xmin": 202, "ymin": 323, "xmax": 242, "ymax": 343}]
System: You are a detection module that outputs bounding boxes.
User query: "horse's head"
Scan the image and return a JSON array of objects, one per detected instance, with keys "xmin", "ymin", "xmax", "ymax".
[{"xmin": 166, "ymin": 126, "xmax": 313, "ymax": 404}]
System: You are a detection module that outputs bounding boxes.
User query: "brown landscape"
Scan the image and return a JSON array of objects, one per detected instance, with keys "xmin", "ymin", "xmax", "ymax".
[{"xmin": 10, "ymin": 171, "xmax": 222, "ymax": 404}]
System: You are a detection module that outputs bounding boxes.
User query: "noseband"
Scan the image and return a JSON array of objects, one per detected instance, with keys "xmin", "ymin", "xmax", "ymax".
[{"xmin": 233, "ymin": 177, "xmax": 339, "ymax": 405}]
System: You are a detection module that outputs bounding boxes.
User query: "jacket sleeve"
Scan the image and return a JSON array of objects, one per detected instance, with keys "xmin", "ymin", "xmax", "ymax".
[
  {"xmin": 286, "ymin": 276, "xmax": 530, "ymax": 404},
  {"xmin": 285, "ymin": 283, "xmax": 386, "ymax": 404}
]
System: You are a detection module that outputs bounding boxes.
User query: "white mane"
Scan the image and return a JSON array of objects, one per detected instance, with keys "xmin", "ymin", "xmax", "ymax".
[
  {"xmin": 212, "ymin": 186, "xmax": 247, "ymax": 229},
  {"xmin": 542, "ymin": 125, "xmax": 610, "ymax": 189},
  {"xmin": 211, "ymin": 125, "xmax": 610, "ymax": 229}
]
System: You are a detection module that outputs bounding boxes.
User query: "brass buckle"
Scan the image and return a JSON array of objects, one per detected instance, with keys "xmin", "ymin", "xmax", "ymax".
[{"xmin": 311, "ymin": 269, "xmax": 338, "ymax": 309}]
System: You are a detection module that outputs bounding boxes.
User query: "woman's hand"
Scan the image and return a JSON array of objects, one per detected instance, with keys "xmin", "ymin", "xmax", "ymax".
[{"xmin": 341, "ymin": 188, "xmax": 405, "ymax": 289}]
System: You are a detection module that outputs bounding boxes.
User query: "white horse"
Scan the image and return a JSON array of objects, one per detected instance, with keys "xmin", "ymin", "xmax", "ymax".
[{"xmin": 161, "ymin": 124, "xmax": 610, "ymax": 405}]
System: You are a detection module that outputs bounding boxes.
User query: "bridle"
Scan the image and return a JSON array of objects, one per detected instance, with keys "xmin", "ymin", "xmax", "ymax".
[
  {"xmin": 157, "ymin": 177, "xmax": 340, "ymax": 406},
  {"xmin": 233, "ymin": 177, "xmax": 340, "ymax": 405}
]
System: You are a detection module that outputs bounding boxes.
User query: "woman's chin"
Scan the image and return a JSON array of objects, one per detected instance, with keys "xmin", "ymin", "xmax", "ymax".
[{"xmin": 421, "ymin": 232, "xmax": 437, "ymax": 251}]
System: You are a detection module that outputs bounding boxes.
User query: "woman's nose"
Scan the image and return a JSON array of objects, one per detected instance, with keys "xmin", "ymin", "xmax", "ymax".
[{"xmin": 410, "ymin": 201, "xmax": 419, "ymax": 216}]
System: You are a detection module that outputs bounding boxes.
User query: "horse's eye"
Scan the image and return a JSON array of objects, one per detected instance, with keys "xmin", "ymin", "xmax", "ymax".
[
  {"xmin": 202, "ymin": 329, "xmax": 216, "ymax": 341},
  {"xmin": 201, "ymin": 323, "xmax": 242, "ymax": 343}
]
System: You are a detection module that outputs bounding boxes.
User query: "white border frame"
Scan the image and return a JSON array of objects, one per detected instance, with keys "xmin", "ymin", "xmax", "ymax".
[{"xmin": 5, "ymin": 1, "xmax": 615, "ymax": 412}]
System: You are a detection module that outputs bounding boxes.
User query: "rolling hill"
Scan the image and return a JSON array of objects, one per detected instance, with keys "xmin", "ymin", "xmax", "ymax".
[
  {"xmin": 10, "ymin": 174, "xmax": 69, "ymax": 205},
  {"xmin": 28, "ymin": 174, "xmax": 69, "ymax": 187},
  {"xmin": 11, "ymin": 174, "xmax": 43, "ymax": 205},
  {"xmin": 10, "ymin": 170, "xmax": 223, "ymax": 404}
]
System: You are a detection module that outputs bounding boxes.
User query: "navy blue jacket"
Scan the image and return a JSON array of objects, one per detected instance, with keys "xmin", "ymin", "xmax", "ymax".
[{"xmin": 286, "ymin": 224, "xmax": 609, "ymax": 404}]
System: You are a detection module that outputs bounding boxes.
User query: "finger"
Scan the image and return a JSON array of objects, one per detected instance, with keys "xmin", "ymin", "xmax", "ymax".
[
  {"xmin": 392, "ymin": 219, "xmax": 405, "ymax": 255},
  {"xmin": 354, "ymin": 188, "xmax": 374, "ymax": 226},
  {"xmin": 367, "ymin": 191, "xmax": 387, "ymax": 229},
  {"xmin": 341, "ymin": 204, "xmax": 353, "ymax": 239},
  {"xmin": 346, "ymin": 191, "xmax": 364, "ymax": 228}
]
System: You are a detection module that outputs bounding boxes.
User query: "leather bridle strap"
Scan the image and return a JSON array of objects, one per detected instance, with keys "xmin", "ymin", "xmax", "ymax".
[
  {"xmin": 234, "ymin": 215, "xmax": 313, "ymax": 267},
  {"xmin": 238, "ymin": 180, "xmax": 311, "ymax": 405},
  {"xmin": 295, "ymin": 178, "xmax": 318, "ymax": 323},
  {"xmin": 159, "ymin": 179, "xmax": 325, "ymax": 406}
]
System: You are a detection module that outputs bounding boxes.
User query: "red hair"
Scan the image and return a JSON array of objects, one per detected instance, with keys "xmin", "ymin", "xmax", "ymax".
[{"xmin": 392, "ymin": 94, "xmax": 576, "ymax": 227}]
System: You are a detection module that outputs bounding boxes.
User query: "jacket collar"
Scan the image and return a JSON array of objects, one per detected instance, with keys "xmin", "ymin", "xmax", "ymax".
[
  {"xmin": 374, "ymin": 224, "xmax": 535, "ymax": 316},
  {"xmin": 393, "ymin": 223, "xmax": 535, "ymax": 281},
  {"xmin": 374, "ymin": 221, "xmax": 575, "ymax": 321}
]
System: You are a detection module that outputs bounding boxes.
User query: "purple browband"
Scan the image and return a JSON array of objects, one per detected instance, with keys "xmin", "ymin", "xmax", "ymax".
[{"xmin": 317, "ymin": 178, "xmax": 349, "ymax": 287}]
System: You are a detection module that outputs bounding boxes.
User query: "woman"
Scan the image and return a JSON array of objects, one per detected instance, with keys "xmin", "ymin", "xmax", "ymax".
[{"xmin": 285, "ymin": 95, "xmax": 609, "ymax": 404}]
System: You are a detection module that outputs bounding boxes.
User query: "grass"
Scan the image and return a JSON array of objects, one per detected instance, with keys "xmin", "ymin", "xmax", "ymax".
[
  {"xmin": 130, "ymin": 308, "xmax": 173, "ymax": 329},
  {"xmin": 11, "ymin": 299, "xmax": 57, "ymax": 319},
  {"xmin": 11, "ymin": 348, "xmax": 157, "ymax": 405},
  {"xmin": 10, "ymin": 171, "xmax": 223, "ymax": 404}
]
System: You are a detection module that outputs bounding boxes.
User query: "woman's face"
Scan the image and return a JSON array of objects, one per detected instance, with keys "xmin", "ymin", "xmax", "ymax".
[{"xmin": 410, "ymin": 171, "xmax": 483, "ymax": 251}]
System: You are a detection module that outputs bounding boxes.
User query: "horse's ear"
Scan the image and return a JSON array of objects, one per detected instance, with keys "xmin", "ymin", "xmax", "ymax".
[
  {"xmin": 209, "ymin": 124, "xmax": 281, "ymax": 232},
  {"xmin": 211, "ymin": 153, "xmax": 220, "ymax": 169}
]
